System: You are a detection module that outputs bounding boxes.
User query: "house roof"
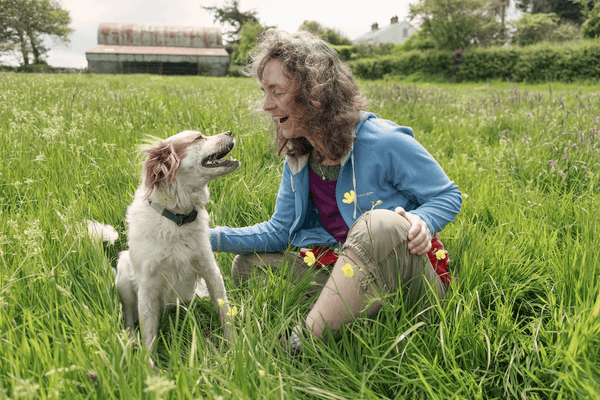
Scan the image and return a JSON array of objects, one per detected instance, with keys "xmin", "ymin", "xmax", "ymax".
[
  {"xmin": 85, "ymin": 45, "xmax": 228, "ymax": 63},
  {"xmin": 353, "ymin": 20, "xmax": 418, "ymax": 46},
  {"xmin": 86, "ymin": 45, "xmax": 228, "ymax": 57}
]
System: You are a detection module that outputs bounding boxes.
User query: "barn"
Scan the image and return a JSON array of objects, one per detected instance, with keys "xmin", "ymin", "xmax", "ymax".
[{"xmin": 85, "ymin": 23, "xmax": 229, "ymax": 76}]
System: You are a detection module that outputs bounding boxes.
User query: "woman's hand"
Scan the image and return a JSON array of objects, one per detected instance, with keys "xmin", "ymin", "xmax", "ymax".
[{"xmin": 395, "ymin": 207, "xmax": 432, "ymax": 256}]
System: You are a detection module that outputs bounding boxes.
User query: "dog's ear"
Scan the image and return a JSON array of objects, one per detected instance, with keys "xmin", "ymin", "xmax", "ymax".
[{"xmin": 142, "ymin": 141, "xmax": 181, "ymax": 199}]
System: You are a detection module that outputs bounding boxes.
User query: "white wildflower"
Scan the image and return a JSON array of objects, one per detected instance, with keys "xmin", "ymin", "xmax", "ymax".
[{"xmin": 144, "ymin": 375, "xmax": 176, "ymax": 398}]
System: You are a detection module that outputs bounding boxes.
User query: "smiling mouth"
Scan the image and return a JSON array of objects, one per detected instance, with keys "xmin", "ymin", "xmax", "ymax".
[{"xmin": 202, "ymin": 142, "xmax": 238, "ymax": 168}]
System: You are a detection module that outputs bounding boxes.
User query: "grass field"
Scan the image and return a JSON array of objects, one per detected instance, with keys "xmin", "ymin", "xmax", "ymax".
[{"xmin": 1, "ymin": 72, "xmax": 599, "ymax": 399}]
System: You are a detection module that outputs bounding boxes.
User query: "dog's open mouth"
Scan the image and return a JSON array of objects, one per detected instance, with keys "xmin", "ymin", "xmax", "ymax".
[{"xmin": 202, "ymin": 142, "xmax": 237, "ymax": 168}]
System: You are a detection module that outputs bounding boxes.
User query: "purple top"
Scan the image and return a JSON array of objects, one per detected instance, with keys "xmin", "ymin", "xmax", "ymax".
[{"xmin": 309, "ymin": 167, "xmax": 349, "ymax": 243}]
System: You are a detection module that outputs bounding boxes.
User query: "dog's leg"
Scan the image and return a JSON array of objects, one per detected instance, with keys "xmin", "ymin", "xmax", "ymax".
[
  {"xmin": 137, "ymin": 281, "xmax": 163, "ymax": 352},
  {"xmin": 202, "ymin": 262, "xmax": 232, "ymax": 342},
  {"xmin": 115, "ymin": 251, "xmax": 138, "ymax": 333}
]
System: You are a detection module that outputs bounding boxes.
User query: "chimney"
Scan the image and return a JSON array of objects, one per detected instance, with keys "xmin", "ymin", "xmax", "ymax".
[
  {"xmin": 371, "ymin": 22, "xmax": 379, "ymax": 31},
  {"xmin": 391, "ymin": 15, "xmax": 399, "ymax": 24}
]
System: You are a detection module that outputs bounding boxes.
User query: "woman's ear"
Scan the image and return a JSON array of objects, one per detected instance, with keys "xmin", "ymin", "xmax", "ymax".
[{"xmin": 142, "ymin": 141, "xmax": 181, "ymax": 199}]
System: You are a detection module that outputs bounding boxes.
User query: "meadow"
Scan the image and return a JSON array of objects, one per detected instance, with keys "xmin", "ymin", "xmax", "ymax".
[{"xmin": 0, "ymin": 72, "xmax": 599, "ymax": 399}]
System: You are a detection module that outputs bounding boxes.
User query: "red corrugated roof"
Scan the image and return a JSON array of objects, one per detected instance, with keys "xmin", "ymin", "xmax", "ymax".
[{"xmin": 86, "ymin": 45, "xmax": 228, "ymax": 56}]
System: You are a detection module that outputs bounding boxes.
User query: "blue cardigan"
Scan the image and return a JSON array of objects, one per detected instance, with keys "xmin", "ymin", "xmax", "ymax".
[{"xmin": 210, "ymin": 111, "xmax": 462, "ymax": 253}]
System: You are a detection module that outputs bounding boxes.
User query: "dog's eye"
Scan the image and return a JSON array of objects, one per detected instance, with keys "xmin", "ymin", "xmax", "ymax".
[{"xmin": 195, "ymin": 135, "xmax": 205, "ymax": 141}]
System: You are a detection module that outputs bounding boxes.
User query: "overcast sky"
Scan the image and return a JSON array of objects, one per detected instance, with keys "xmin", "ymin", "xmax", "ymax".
[{"xmin": 2, "ymin": 0, "xmax": 423, "ymax": 68}]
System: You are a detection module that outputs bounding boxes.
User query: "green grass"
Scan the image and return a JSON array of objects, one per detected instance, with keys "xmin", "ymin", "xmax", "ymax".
[{"xmin": 1, "ymin": 72, "xmax": 599, "ymax": 399}]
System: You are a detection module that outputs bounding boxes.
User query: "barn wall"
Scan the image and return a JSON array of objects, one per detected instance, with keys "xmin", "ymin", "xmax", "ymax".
[{"xmin": 86, "ymin": 51, "xmax": 229, "ymax": 76}]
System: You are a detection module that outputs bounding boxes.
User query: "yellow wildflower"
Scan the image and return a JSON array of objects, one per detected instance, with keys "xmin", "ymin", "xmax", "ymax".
[
  {"xmin": 435, "ymin": 249, "xmax": 446, "ymax": 260},
  {"xmin": 303, "ymin": 251, "xmax": 316, "ymax": 266},
  {"xmin": 218, "ymin": 298, "xmax": 225, "ymax": 308},
  {"xmin": 226, "ymin": 306, "xmax": 238, "ymax": 317},
  {"xmin": 342, "ymin": 263, "xmax": 354, "ymax": 277},
  {"xmin": 342, "ymin": 190, "xmax": 355, "ymax": 204},
  {"xmin": 259, "ymin": 370, "xmax": 265, "ymax": 377}
]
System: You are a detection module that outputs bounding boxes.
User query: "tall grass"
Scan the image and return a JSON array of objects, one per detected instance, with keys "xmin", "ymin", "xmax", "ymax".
[{"xmin": 1, "ymin": 72, "xmax": 599, "ymax": 399}]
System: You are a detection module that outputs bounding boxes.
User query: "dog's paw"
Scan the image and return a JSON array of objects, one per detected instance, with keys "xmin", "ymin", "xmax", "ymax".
[{"xmin": 87, "ymin": 220, "xmax": 119, "ymax": 245}]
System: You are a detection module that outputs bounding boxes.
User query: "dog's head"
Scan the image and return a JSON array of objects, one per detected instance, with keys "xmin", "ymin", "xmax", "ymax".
[{"xmin": 142, "ymin": 130, "xmax": 240, "ymax": 199}]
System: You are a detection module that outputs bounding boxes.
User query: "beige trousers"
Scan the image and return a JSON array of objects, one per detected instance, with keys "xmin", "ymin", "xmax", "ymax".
[{"xmin": 231, "ymin": 209, "xmax": 446, "ymax": 311}]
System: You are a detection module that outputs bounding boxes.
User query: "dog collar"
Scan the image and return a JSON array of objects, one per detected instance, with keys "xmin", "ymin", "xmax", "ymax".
[{"xmin": 148, "ymin": 200, "xmax": 198, "ymax": 226}]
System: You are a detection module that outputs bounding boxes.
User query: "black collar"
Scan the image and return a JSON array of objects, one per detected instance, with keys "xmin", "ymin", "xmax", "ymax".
[{"xmin": 148, "ymin": 200, "xmax": 198, "ymax": 226}]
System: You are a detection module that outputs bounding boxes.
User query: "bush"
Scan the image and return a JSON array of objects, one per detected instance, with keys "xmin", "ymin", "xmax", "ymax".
[
  {"xmin": 512, "ymin": 41, "xmax": 600, "ymax": 82},
  {"xmin": 349, "ymin": 50, "xmax": 455, "ymax": 80},
  {"xmin": 395, "ymin": 31, "xmax": 436, "ymax": 52},
  {"xmin": 453, "ymin": 47, "xmax": 520, "ymax": 81},
  {"xmin": 331, "ymin": 45, "xmax": 354, "ymax": 61},
  {"xmin": 16, "ymin": 61, "xmax": 52, "ymax": 73},
  {"xmin": 551, "ymin": 23, "xmax": 581, "ymax": 42},
  {"xmin": 347, "ymin": 40, "xmax": 600, "ymax": 82},
  {"xmin": 511, "ymin": 13, "xmax": 560, "ymax": 46}
]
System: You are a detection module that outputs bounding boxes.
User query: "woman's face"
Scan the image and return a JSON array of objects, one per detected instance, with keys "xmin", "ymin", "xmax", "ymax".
[{"xmin": 260, "ymin": 59, "xmax": 303, "ymax": 139}]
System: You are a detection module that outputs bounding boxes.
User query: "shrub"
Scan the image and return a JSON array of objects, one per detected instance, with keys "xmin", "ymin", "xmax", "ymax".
[
  {"xmin": 551, "ymin": 22, "xmax": 581, "ymax": 42},
  {"xmin": 331, "ymin": 45, "xmax": 354, "ymax": 61},
  {"xmin": 396, "ymin": 30, "xmax": 436, "ymax": 52},
  {"xmin": 511, "ymin": 13, "xmax": 560, "ymax": 46},
  {"xmin": 16, "ymin": 61, "xmax": 52, "ymax": 73},
  {"xmin": 347, "ymin": 40, "xmax": 600, "ymax": 82},
  {"xmin": 454, "ymin": 47, "xmax": 520, "ymax": 81},
  {"xmin": 348, "ymin": 51, "xmax": 452, "ymax": 80}
]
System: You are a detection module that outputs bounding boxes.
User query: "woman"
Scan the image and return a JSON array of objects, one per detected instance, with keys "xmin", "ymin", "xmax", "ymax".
[{"xmin": 210, "ymin": 29, "xmax": 462, "ymax": 355}]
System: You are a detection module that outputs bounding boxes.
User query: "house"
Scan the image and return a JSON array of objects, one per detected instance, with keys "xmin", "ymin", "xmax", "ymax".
[
  {"xmin": 353, "ymin": 16, "xmax": 418, "ymax": 46},
  {"xmin": 85, "ymin": 23, "xmax": 229, "ymax": 76}
]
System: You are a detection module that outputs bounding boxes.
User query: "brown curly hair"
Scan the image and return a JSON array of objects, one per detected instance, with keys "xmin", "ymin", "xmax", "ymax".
[{"xmin": 244, "ymin": 28, "xmax": 368, "ymax": 162}]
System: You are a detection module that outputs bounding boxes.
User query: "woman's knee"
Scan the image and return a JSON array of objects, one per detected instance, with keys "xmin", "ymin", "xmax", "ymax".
[
  {"xmin": 349, "ymin": 209, "xmax": 411, "ymax": 244},
  {"xmin": 231, "ymin": 252, "xmax": 290, "ymax": 287},
  {"xmin": 344, "ymin": 209, "xmax": 415, "ymax": 292},
  {"xmin": 231, "ymin": 254, "xmax": 252, "ymax": 287}
]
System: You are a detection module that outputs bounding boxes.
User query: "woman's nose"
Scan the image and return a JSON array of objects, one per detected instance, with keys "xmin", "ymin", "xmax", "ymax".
[{"xmin": 262, "ymin": 94, "xmax": 275, "ymax": 111}]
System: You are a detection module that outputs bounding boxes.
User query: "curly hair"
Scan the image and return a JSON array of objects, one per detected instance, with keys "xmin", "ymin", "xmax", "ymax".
[{"xmin": 244, "ymin": 28, "xmax": 368, "ymax": 162}]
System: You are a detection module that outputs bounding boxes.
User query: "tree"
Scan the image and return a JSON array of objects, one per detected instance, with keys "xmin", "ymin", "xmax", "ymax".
[
  {"xmin": 511, "ymin": 12, "xmax": 560, "ymax": 44},
  {"xmin": 516, "ymin": 0, "xmax": 587, "ymax": 24},
  {"xmin": 409, "ymin": 0, "xmax": 503, "ymax": 51},
  {"xmin": 399, "ymin": 29, "xmax": 436, "ymax": 51},
  {"xmin": 0, "ymin": 0, "xmax": 72, "ymax": 66},
  {"xmin": 582, "ymin": 0, "xmax": 600, "ymax": 37},
  {"xmin": 298, "ymin": 20, "xmax": 352, "ymax": 45},
  {"xmin": 202, "ymin": 0, "xmax": 260, "ymax": 44},
  {"xmin": 493, "ymin": 0, "xmax": 511, "ymax": 40},
  {"xmin": 231, "ymin": 20, "xmax": 267, "ymax": 66}
]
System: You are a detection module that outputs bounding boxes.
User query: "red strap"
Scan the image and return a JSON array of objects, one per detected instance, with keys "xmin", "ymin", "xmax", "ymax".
[
  {"xmin": 299, "ymin": 247, "xmax": 339, "ymax": 267},
  {"xmin": 427, "ymin": 232, "xmax": 451, "ymax": 286}
]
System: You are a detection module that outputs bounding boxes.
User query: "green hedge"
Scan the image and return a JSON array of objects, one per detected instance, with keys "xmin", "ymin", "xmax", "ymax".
[
  {"xmin": 346, "ymin": 40, "xmax": 600, "ymax": 82},
  {"xmin": 348, "ymin": 50, "xmax": 453, "ymax": 80}
]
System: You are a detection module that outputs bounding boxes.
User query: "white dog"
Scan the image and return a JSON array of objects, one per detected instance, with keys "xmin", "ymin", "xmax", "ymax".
[{"xmin": 115, "ymin": 130, "xmax": 240, "ymax": 352}]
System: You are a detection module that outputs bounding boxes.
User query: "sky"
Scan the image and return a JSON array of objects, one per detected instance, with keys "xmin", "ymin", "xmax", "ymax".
[{"xmin": 1, "ymin": 0, "xmax": 422, "ymax": 68}]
